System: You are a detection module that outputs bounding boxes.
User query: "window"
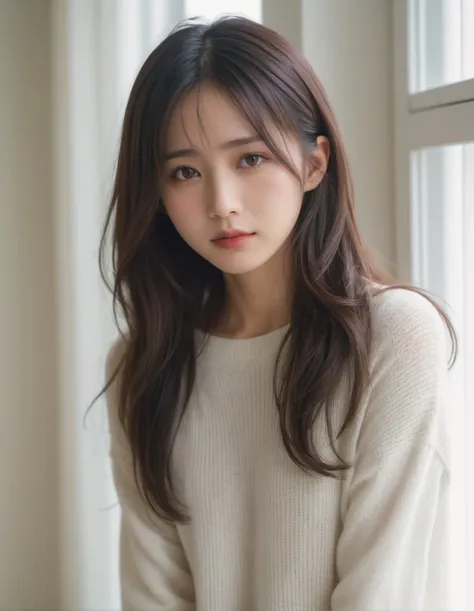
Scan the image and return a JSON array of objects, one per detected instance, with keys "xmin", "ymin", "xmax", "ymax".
[
  {"xmin": 410, "ymin": 0, "xmax": 474, "ymax": 92},
  {"xmin": 395, "ymin": 2, "xmax": 474, "ymax": 608},
  {"xmin": 411, "ymin": 142, "xmax": 474, "ymax": 606}
]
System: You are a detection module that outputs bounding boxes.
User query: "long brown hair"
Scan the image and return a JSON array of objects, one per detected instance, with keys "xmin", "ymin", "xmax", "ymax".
[{"xmin": 99, "ymin": 16, "xmax": 457, "ymax": 522}]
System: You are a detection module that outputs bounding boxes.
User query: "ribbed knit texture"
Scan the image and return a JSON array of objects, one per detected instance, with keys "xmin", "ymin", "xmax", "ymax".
[{"xmin": 107, "ymin": 288, "xmax": 451, "ymax": 611}]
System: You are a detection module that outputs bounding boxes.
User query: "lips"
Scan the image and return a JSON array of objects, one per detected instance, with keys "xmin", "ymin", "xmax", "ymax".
[
  {"xmin": 212, "ymin": 229, "xmax": 254, "ymax": 241},
  {"xmin": 211, "ymin": 230, "xmax": 256, "ymax": 249}
]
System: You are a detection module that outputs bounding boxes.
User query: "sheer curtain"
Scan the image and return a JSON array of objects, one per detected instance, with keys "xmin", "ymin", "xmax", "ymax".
[{"xmin": 51, "ymin": 1, "xmax": 185, "ymax": 608}]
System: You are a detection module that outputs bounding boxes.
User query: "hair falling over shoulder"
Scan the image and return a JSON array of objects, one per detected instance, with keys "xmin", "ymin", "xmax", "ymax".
[{"xmin": 97, "ymin": 16, "xmax": 457, "ymax": 523}]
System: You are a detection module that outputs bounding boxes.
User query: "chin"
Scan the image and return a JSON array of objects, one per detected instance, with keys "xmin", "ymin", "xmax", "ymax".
[
  {"xmin": 212, "ymin": 262, "xmax": 262, "ymax": 275},
  {"xmin": 207, "ymin": 254, "xmax": 271, "ymax": 276}
]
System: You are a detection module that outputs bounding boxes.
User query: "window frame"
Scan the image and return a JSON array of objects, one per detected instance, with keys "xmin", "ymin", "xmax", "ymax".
[{"xmin": 393, "ymin": 0, "xmax": 474, "ymax": 282}]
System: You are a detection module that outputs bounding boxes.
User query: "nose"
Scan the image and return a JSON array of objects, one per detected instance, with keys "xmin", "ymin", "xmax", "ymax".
[{"xmin": 206, "ymin": 173, "xmax": 242, "ymax": 219}]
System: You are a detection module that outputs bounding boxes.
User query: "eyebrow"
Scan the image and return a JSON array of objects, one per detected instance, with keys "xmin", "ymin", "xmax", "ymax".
[{"xmin": 163, "ymin": 135, "xmax": 264, "ymax": 161}]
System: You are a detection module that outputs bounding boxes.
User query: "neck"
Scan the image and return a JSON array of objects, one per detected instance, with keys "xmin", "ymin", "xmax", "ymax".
[{"xmin": 214, "ymin": 251, "xmax": 293, "ymax": 339}]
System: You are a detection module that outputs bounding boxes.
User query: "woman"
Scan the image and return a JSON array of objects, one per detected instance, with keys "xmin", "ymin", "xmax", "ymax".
[{"xmin": 101, "ymin": 15, "xmax": 456, "ymax": 610}]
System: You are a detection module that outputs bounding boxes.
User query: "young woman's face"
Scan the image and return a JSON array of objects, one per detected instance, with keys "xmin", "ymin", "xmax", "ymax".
[{"xmin": 162, "ymin": 86, "xmax": 327, "ymax": 276}]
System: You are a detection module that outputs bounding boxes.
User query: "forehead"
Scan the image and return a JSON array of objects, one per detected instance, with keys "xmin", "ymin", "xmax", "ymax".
[{"xmin": 164, "ymin": 86, "xmax": 257, "ymax": 150}]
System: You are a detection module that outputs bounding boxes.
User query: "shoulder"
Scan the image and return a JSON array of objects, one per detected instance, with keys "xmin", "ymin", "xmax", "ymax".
[
  {"xmin": 370, "ymin": 285, "xmax": 444, "ymax": 335},
  {"xmin": 353, "ymin": 286, "xmax": 452, "ymax": 463},
  {"xmin": 369, "ymin": 286, "xmax": 448, "ymax": 364}
]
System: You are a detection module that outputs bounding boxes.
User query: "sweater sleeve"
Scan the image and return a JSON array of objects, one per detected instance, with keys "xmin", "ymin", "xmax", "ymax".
[
  {"xmin": 330, "ymin": 290, "xmax": 451, "ymax": 611},
  {"xmin": 105, "ymin": 340, "xmax": 195, "ymax": 611}
]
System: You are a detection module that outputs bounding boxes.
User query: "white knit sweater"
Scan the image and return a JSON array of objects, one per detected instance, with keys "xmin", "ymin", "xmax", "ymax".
[{"xmin": 106, "ymin": 288, "xmax": 451, "ymax": 611}]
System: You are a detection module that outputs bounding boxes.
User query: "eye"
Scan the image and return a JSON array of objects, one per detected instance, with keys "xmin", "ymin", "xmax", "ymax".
[
  {"xmin": 172, "ymin": 166, "xmax": 200, "ymax": 181},
  {"xmin": 239, "ymin": 154, "xmax": 265, "ymax": 169}
]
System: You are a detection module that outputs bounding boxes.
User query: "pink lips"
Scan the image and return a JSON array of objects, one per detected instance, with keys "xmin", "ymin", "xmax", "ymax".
[{"xmin": 212, "ymin": 230, "xmax": 255, "ymax": 249}]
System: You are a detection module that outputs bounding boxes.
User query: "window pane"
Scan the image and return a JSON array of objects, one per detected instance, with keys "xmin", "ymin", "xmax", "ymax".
[
  {"xmin": 411, "ymin": 0, "xmax": 474, "ymax": 92},
  {"xmin": 185, "ymin": 0, "xmax": 261, "ymax": 21},
  {"xmin": 411, "ymin": 142, "xmax": 474, "ymax": 609}
]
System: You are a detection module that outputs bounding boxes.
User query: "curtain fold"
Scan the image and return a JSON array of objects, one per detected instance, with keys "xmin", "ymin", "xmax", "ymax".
[{"xmin": 51, "ymin": 1, "xmax": 184, "ymax": 608}]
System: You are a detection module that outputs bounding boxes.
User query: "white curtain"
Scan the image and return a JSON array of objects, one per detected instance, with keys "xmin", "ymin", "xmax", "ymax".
[{"xmin": 51, "ymin": 1, "xmax": 185, "ymax": 608}]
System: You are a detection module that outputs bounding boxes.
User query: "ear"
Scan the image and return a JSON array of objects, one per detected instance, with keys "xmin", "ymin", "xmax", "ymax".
[{"xmin": 303, "ymin": 136, "xmax": 330, "ymax": 192}]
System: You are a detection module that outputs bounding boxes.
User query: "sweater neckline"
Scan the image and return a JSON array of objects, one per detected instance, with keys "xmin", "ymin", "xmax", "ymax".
[{"xmin": 195, "ymin": 324, "xmax": 290, "ymax": 362}]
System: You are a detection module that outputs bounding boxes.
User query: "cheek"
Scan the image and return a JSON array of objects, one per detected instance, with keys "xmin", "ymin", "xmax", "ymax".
[
  {"xmin": 163, "ymin": 189, "xmax": 203, "ymax": 236},
  {"xmin": 251, "ymin": 173, "xmax": 303, "ymax": 221}
]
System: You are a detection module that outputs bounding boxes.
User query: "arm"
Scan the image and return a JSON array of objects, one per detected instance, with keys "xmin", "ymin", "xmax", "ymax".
[
  {"xmin": 331, "ymin": 290, "xmax": 451, "ymax": 611},
  {"xmin": 106, "ymin": 340, "xmax": 195, "ymax": 611}
]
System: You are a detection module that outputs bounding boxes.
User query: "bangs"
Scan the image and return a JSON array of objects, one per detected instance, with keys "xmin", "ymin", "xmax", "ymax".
[{"xmin": 162, "ymin": 76, "xmax": 309, "ymax": 186}]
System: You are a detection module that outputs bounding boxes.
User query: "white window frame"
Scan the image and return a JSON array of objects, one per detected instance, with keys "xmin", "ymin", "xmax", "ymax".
[
  {"xmin": 394, "ymin": 2, "xmax": 474, "ymax": 609},
  {"xmin": 393, "ymin": 1, "xmax": 474, "ymax": 281}
]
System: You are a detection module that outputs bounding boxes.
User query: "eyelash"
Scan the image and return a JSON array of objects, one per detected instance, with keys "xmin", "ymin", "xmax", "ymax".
[{"xmin": 170, "ymin": 153, "xmax": 267, "ymax": 181}]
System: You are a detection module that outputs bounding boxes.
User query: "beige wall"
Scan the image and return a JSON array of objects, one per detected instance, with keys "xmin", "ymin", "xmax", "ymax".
[
  {"xmin": 262, "ymin": 0, "xmax": 302, "ymax": 50},
  {"xmin": 0, "ymin": 1, "xmax": 59, "ymax": 609}
]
